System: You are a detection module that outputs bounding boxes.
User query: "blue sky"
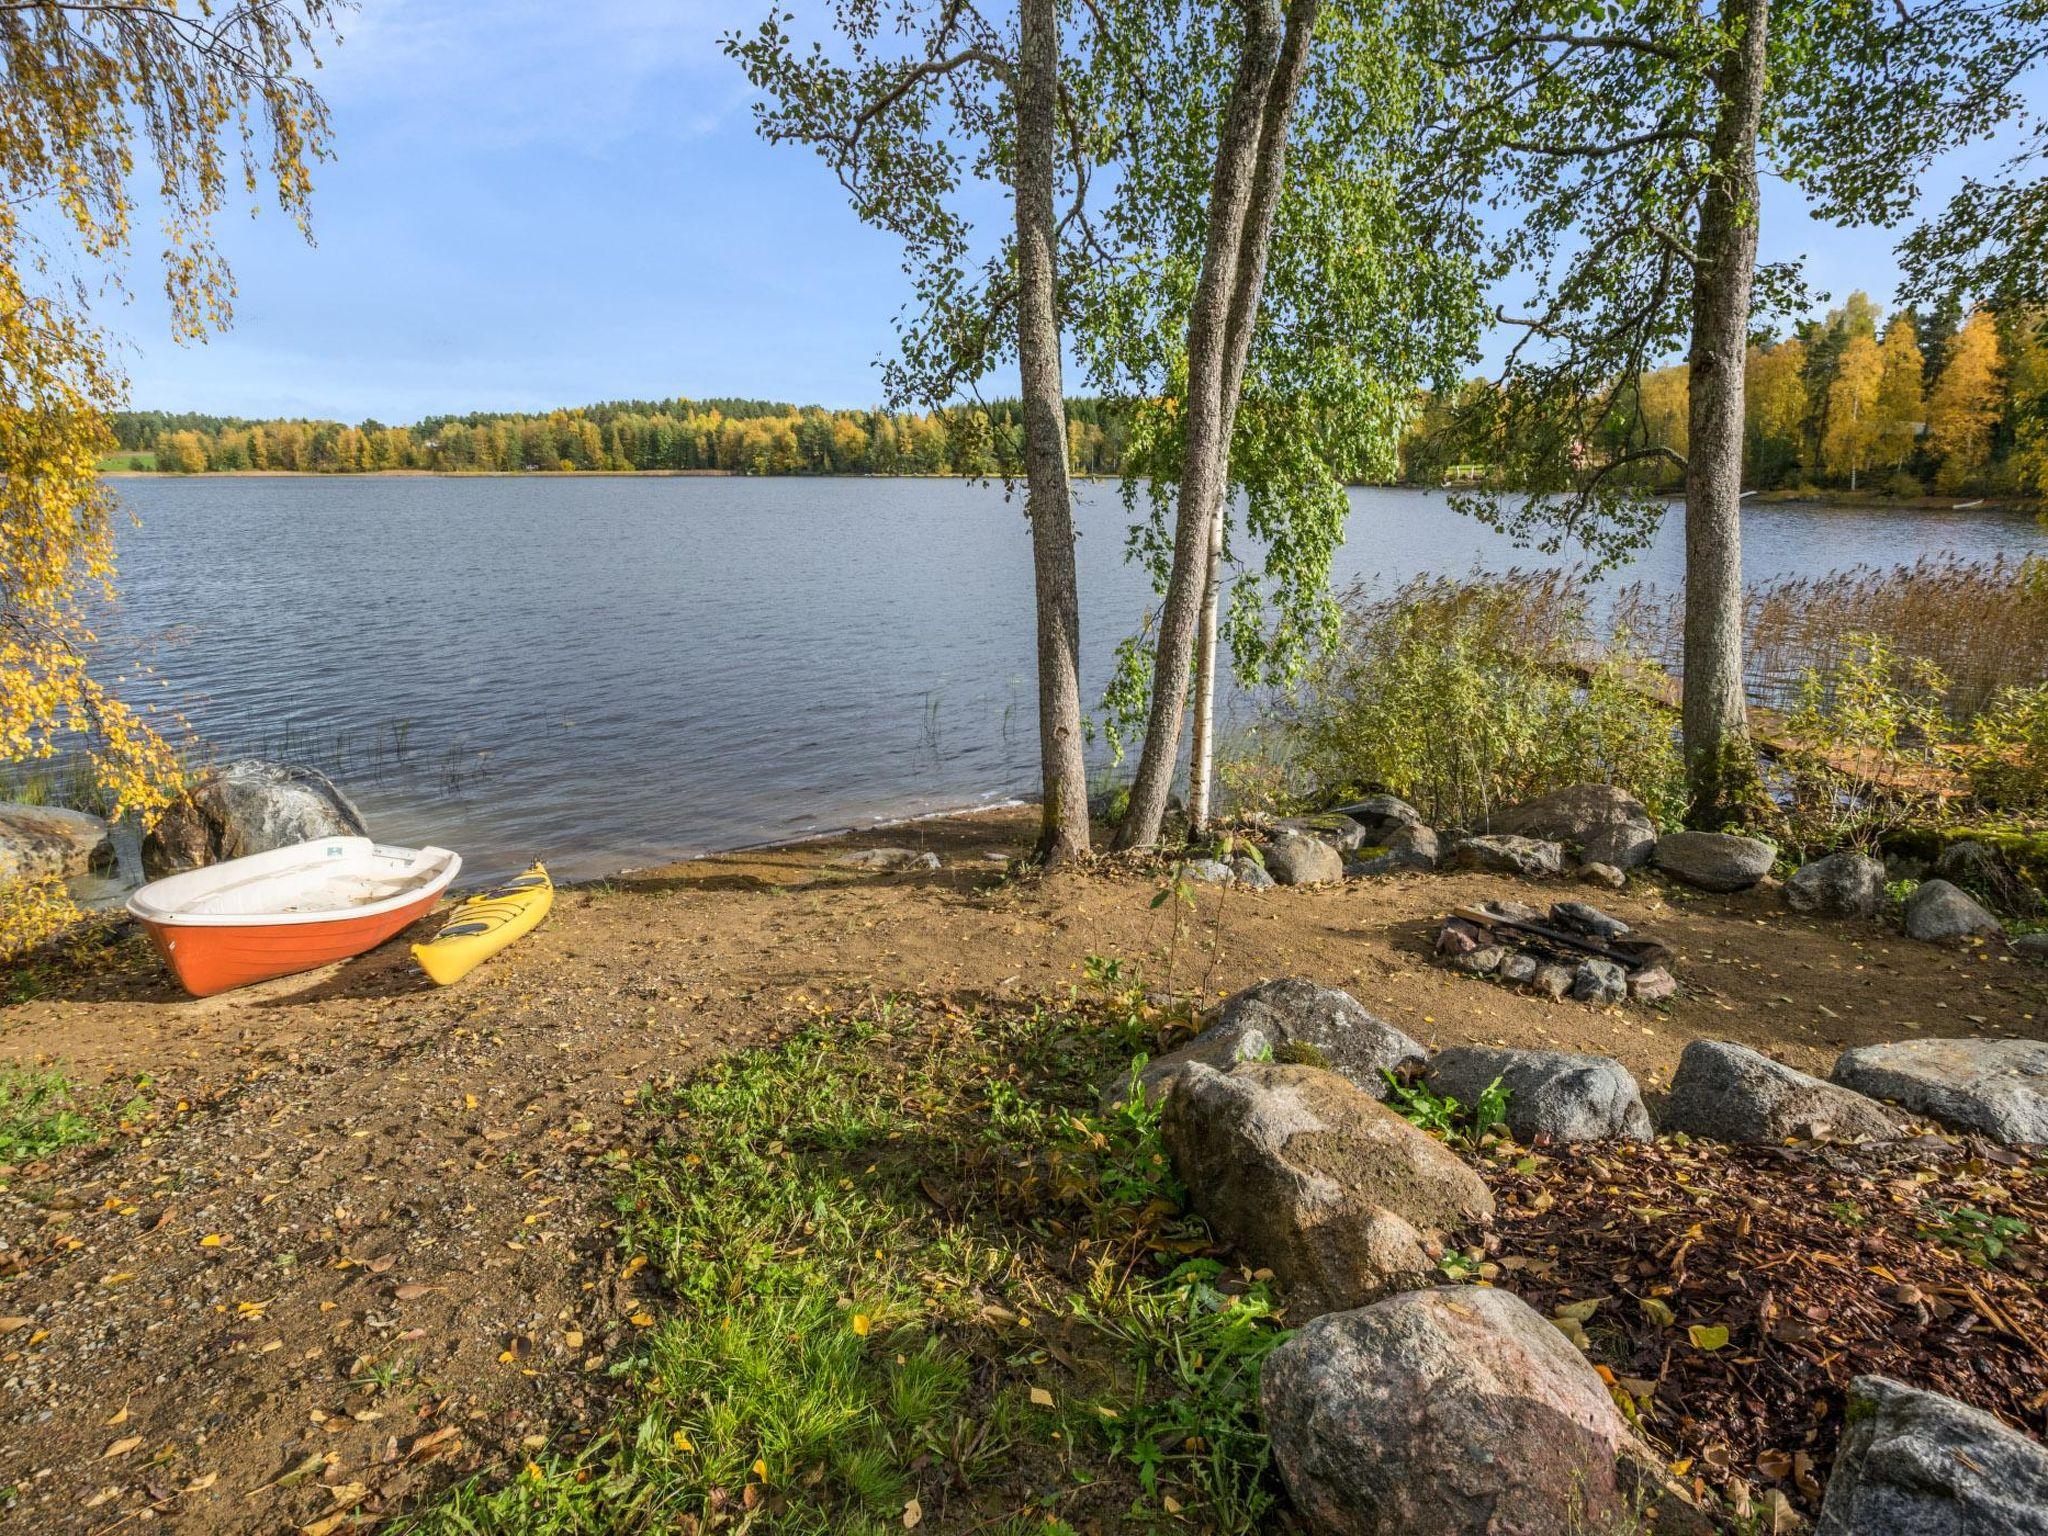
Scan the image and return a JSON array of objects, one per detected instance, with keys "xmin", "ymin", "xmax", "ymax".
[{"xmin": 113, "ymin": 0, "xmax": 2039, "ymax": 422}]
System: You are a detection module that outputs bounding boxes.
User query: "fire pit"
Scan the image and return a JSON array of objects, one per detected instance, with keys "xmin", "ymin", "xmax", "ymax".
[{"xmin": 1435, "ymin": 897, "xmax": 1678, "ymax": 1004}]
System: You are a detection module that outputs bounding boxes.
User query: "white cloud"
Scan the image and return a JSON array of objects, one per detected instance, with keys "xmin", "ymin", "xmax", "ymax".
[{"xmin": 321, "ymin": 0, "xmax": 748, "ymax": 152}]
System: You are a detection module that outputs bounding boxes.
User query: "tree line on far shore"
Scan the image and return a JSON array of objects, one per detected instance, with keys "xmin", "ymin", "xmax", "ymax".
[
  {"xmin": 110, "ymin": 398, "xmax": 1129, "ymax": 479},
  {"xmin": 114, "ymin": 303, "xmax": 2047, "ymax": 500}
]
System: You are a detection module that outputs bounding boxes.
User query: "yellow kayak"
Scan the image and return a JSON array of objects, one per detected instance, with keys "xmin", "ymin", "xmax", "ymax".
[{"xmin": 412, "ymin": 861, "xmax": 552, "ymax": 985}]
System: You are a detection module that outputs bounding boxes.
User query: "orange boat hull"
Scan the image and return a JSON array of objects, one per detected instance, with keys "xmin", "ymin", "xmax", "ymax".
[{"xmin": 141, "ymin": 888, "xmax": 444, "ymax": 997}]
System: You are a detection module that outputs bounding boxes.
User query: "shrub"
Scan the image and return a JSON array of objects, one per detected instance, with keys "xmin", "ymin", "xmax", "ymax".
[
  {"xmin": 1965, "ymin": 683, "xmax": 2048, "ymax": 815},
  {"xmin": 1781, "ymin": 633, "xmax": 1954, "ymax": 852}
]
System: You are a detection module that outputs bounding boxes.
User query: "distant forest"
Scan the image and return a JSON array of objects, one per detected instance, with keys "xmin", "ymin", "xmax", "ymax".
[{"xmin": 113, "ymin": 298, "xmax": 2045, "ymax": 498}]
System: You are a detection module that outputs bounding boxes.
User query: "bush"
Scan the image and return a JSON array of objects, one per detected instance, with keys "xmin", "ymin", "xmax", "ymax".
[
  {"xmin": 1782, "ymin": 633, "xmax": 1954, "ymax": 852},
  {"xmin": 1966, "ymin": 683, "xmax": 2048, "ymax": 815},
  {"xmin": 1265, "ymin": 573, "xmax": 1684, "ymax": 829}
]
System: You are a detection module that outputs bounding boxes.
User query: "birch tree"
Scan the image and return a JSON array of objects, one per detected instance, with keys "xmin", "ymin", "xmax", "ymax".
[
  {"xmin": 727, "ymin": 0, "xmax": 1097, "ymax": 863},
  {"xmin": 1436, "ymin": 0, "xmax": 2040, "ymax": 825}
]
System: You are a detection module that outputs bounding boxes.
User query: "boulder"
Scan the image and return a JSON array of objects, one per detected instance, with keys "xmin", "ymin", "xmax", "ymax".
[
  {"xmin": 1445, "ymin": 835, "xmax": 1565, "ymax": 879},
  {"xmin": 1577, "ymin": 861, "xmax": 1627, "ymax": 891},
  {"xmin": 1265, "ymin": 830, "xmax": 1345, "ymax": 886},
  {"xmin": 2014, "ymin": 932, "xmax": 2048, "ymax": 963},
  {"xmin": 1548, "ymin": 900, "xmax": 1629, "ymax": 941},
  {"xmin": 1427, "ymin": 1046, "xmax": 1651, "ymax": 1142},
  {"xmin": 1817, "ymin": 1375, "xmax": 2048, "ymax": 1536},
  {"xmin": 141, "ymin": 761, "xmax": 367, "ymax": 878},
  {"xmin": 1831, "ymin": 1038, "xmax": 2048, "ymax": 1146},
  {"xmin": 1571, "ymin": 958, "xmax": 1627, "ymax": 1005},
  {"xmin": 1784, "ymin": 851, "xmax": 1888, "ymax": 918},
  {"xmin": 1491, "ymin": 783, "xmax": 1658, "ymax": 869},
  {"xmin": 1328, "ymin": 795, "xmax": 1427, "ymax": 843},
  {"xmin": 828, "ymin": 846, "xmax": 941, "ymax": 873},
  {"xmin": 1231, "ymin": 856, "xmax": 1276, "ymax": 891},
  {"xmin": 1902, "ymin": 879, "xmax": 2002, "ymax": 943},
  {"xmin": 1275, "ymin": 813, "xmax": 1369, "ymax": 853},
  {"xmin": 0, "ymin": 803, "xmax": 111, "ymax": 882},
  {"xmin": 1662, "ymin": 1040, "xmax": 1907, "ymax": 1143},
  {"xmin": 1652, "ymin": 830, "xmax": 1776, "ymax": 892},
  {"xmin": 1110, "ymin": 977, "xmax": 1426, "ymax": 1110},
  {"xmin": 1183, "ymin": 858, "xmax": 1234, "ymax": 885},
  {"xmin": 1260, "ymin": 1286, "xmax": 1637, "ymax": 1536},
  {"xmin": 1160, "ymin": 1063, "xmax": 1494, "ymax": 1316},
  {"xmin": 1349, "ymin": 823, "xmax": 1440, "ymax": 876}
]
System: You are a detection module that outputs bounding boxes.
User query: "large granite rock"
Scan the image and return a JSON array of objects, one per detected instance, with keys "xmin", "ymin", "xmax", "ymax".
[
  {"xmin": 1817, "ymin": 1375, "xmax": 2048, "ymax": 1536},
  {"xmin": 1110, "ymin": 977, "xmax": 1426, "ymax": 1110},
  {"xmin": 1265, "ymin": 830, "xmax": 1345, "ymax": 886},
  {"xmin": 1328, "ymin": 795, "xmax": 1426, "ymax": 843},
  {"xmin": 1231, "ymin": 855, "xmax": 1276, "ymax": 890},
  {"xmin": 1275, "ymin": 813, "xmax": 1370, "ymax": 853},
  {"xmin": 1652, "ymin": 830, "xmax": 1776, "ymax": 892},
  {"xmin": 141, "ymin": 761, "xmax": 367, "ymax": 878},
  {"xmin": 1832, "ymin": 1038, "xmax": 2048, "ymax": 1146},
  {"xmin": 1349, "ymin": 822, "xmax": 1441, "ymax": 876},
  {"xmin": 0, "ymin": 803, "xmax": 111, "ymax": 882},
  {"xmin": 1445, "ymin": 835, "xmax": 1565, "ymax": 879},
  {"xmin": 1260, "ymin": 1286, "xmax": 1637, "ymax": 1536},
  {"xmin": 1426, "ymin": 1046, "xmax": 1651, "ymax": 1143},
  {"xmin": 1661, "ymin": 1040, "xmax": 1907, "ymax": 1143},
  {"xmin": 1491, "ymin": 784, "xmax": 1658, "ymax": 870},
  {"xmin": 1160, "ymin": 1062, "xmax": 1494, "ymax": 1317},
  {"xmin": 1902, "ymin": 879, "xmax": 2003, "ymax": 943},
  {"xmin": 1785, "ymin": 851, "xmax": 1888, "ymax": 918}
]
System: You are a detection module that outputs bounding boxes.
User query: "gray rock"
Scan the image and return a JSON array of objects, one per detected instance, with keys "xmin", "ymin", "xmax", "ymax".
[
  {"xmin": 1498, "ymin": 952, "xmax": 1539, "ymax": 986},
  {"xmin": 1346, "ymin": 848, "xmax": 1431, "ymax": 878},
  {"xmin": 1482, "ymin": 898, "xmax": 1545, "ymax": 924},
  {"xmin": 1328, "ymin": 795, "xmax": 1426, "ymax": 843},
  {"xmin": 1427, "ymin": 1046, "xmax": 1652, "ymax": 1142},
  {"xmin": 1785, "ymin": 851, "xmax": 1889, "ymax": 918},
  {"xmin": 1110, "ymin": 977, "xmax": 1427, "ymax": 1110},
  {"xmin": 1577, "ymin": 861, "xmax": 1627, "ymax": 891},
  {"xmin": 1265, "ymin": 830, "xmax": 1345, "ymax": 886},
  {"xmin": 1231, "ymin": 856, "xmax": 1275, "ymax": 890},
  {"xmin": 1261, "ymin": 1286, "xmax": 1637, "ymax": 1536},
  {"xmin": 1449, "ymin": 946, "xmax": 1505, "ymax": 975},
  {"xmin": 1183, "ymin": 858, "xmax": 1234, "ymax": 885},
  {"xmin": 1652, "ymin": 830, "xmax": 1777, "ymax": 892},
  {"xmin": 1832, "ymin": 1038, "xmax": 2048, "ymax": 1145},
  {"xmin": 1492, "ymin": 783, "xmax": 1659, "ymax": 869},
  {"xmin": 1902, "ymin": 879, "xmax": 2003, "ymax": 943},
  {"xmin": 140, "ymin": 761, "xmax": 367, "ymax": 877},
  {"xmin": 2014, "ymin": 932, "xmax": 2048, "ymax": 963},
  {"xmin": 1445, "ymin": 834, "xmax": 1565, "ymax": 879},
  {"xmin": 1434, "ymin": 918, "xmax": 1486, "ymax": 955},
  {"xmin": 1349, "ymin": 822, "xmax": 1441, "ymax": 876},
  {"xmin": 1817, "ymin": 1375, "xmax": 2048, "ymax": 1536},
  {"xmin": 1161, "ymin": 1063, "xmax": 1494, "ymax": 1317},
  {"xmin": 1571, "ymin": 958, "xmax": 1627, "ymax": 1005},
  {"xmin": 1549, "ymin": 900, "xmax": 1629, "ymax": 941},
  {"xmin": 1663, "ymin": 1040, "xmax": 1908, "ymax": 1143},
  {"xmin": 0, "ymin": 803, "xmax": 111, "ymax": 882},
  {"xmin": 1275, "ymin": 813, "xmax": 1370, "ymax": 853},
  {"xmin": 828, "ymin": 846, "xmax": 941, "ymax": 873},
  {"xmin": 1629, "ymin": 966, "xmax": 1679, "ymax": 1004},
  {"xmin": 1534, "ymin": 964, "xmax": 1575, "ymax": 1001}
]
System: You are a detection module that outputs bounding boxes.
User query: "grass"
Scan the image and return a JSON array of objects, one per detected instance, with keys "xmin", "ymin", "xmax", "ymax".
[
  {"xmin": 0, "ymin": 1067, "xmax": 107, "ymax": 1164},
  {"xmin": 395, "ymin": 984, "xmax": 1290, "ymax": 1535},
  {"xmin": 96, "ymin": 451, "xmax": 156, "ymax": 471}
]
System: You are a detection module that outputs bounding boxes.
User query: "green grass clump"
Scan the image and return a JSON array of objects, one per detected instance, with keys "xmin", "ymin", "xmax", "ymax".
[
  {"xmin": 0, "ymin": 1068, "xmax": 102, "ymax": 1164},
  {"xmin": 398, "ymin": 991, "xmax": 1290, "ymax": 1535}
]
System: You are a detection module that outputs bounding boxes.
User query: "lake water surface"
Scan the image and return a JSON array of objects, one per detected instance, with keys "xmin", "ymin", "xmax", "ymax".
[{"xmin": 102, "ymin": 477, "xmax": 2047, "ymax": 881}]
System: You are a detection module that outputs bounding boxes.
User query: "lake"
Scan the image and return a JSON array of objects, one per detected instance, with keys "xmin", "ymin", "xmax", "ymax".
[{"xmin": 99, "ymin": 477, "xmax": 2046, "ymax": 882}]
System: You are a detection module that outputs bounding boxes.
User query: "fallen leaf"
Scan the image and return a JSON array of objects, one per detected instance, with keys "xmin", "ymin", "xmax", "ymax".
[
  {"xmin": 0, "ymin": 1317, "xmax": 30, "ymax": 1336},
  {"xmin": 903, "ymin": 1496, "xmax": 923, "ymax": 1529},
  {"xmin": 1640, "ymin": 1297, "xmax": 1676, "ymax": 1328},
  {"xmin": 103, "ymin": 1436, "xmax": 142, "ymax": 1458},
  {"xmin": 629, "ymin": 1312, "xmax": 654, "ymax": 1328},
  {"xmin": 200, "ymin": 1234, "xmax": 224, "ymax": 1248},
  {"xmin": 1029, "ymin": 1387, "xmax": 1054, "ymax": 1407},
  {"xmin": 1687, "ymin": 1324, "xmax": 1731, "ymax": 1352},
  {"xmin": 851, "ymin": 1313, "xmax": 871, "ymax": 1337}
]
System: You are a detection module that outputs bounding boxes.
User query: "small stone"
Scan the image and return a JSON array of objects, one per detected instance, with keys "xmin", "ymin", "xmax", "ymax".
[
  {"xmin": 1548, "ymin": 900, "xmax": 1628, "ymax": 940},
  {"xmin": 1435, "ymin": 918, "xmax": 1487, "ymax": 955},
  {"xmin": 1231, "ymin": 857, "xmax": 1276, "ymax": 891},
  {"xmin": 1182, "ymin": 858, "xmax": 1234, "ymax": 885},
  {"xmin": 1534, "ymin": 964, "xmax": 1575, "ymax": 1001},
  {"xmin": 2014, "ymin": 932, "xmax": 2048, "ymax": 962},
  {"xmin": 1628, "ymin": 966, "xmax": 1678, "ymax": 1004},
  {"xmin": 1498, "ymin": 952, "xmax": 1539, "ymax": 985},
  {"xmin": 1450, "ymin": 946, "xmax": 1506, "ymax": 975},
  {"xmin": 1483, "ymin": 898, "xmax": 1544, "ymax": 924},
  {"xmin": 1783, "ymin": 851, "xmax": 1887, "ymax": 918},
  {"xmin": 1570, "ymin": 958, "xmax": 1627, "ymax": 1004},
  {"xmin": 1577, "ymin": 862, "xmax": 1627, "ymax": 890}
]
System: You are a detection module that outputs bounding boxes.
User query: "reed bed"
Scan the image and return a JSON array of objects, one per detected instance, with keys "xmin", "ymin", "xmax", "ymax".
[{"xmin": 1612, "ymin": 556, "xmax": 2048, "ymax": 721}]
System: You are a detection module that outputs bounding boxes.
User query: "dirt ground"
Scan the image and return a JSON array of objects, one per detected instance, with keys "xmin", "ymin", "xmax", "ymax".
[{"xmin": 1, "ymin": 804, "xmax": 2042, "ymax": 1533}]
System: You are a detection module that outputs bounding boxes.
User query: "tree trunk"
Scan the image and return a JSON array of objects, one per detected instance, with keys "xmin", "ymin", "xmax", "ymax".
[
  {"xmin": 1680, "ymin": 0, "xmax": 1768, "ymax": 828},
  {"xmin": 1115, "ymin": 0, "xmax": 1316, "ymax": 850},
  {"xmin": 1187, "ymin": 502, "xmax": 1226, "ymax": 832},
  {"xmin": 1015, "ymin": 0, "xmax": 1090, "ymax": 863}
]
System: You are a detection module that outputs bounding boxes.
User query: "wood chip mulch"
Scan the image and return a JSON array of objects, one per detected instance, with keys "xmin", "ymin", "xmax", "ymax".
[{"xmin": 1489, "ymin": 1132, "xmax": 2047, "ymax": 1515}]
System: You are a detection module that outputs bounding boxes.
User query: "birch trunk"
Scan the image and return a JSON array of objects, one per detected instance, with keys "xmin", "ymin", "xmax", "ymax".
[
  {"xmin": 1187, "ymin": 503, "xmax": 1225, "ymax": 832},
  {"xmin": 1116, "ymin": 0, "xmax": 1317, "ymax": 849},
  {"xmin": 1681, "ymin": 0, "xmax": 1767, "ymax": 828},
  {"xmin": 1015, "ymin": 0, "xmax": 1090, "ymax": 863}
]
